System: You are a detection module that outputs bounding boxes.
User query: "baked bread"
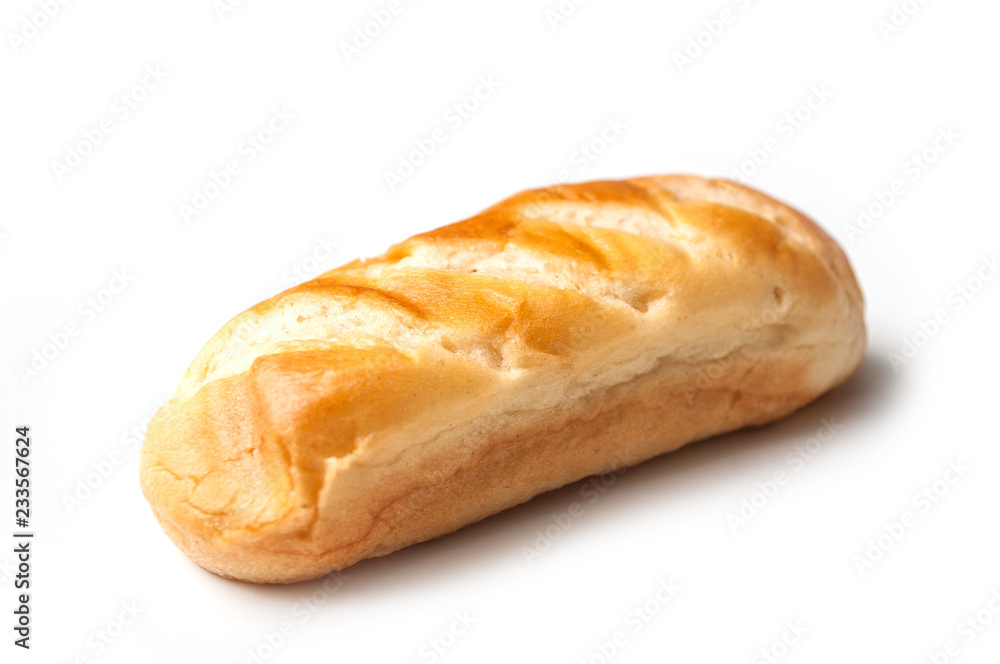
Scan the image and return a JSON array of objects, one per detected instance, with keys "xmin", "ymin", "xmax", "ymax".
[{"xmin": 139, "ymin": 174, "xmax": 866, "ymax": 583}]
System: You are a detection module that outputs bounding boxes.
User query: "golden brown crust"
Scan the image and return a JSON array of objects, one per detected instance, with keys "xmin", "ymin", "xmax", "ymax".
[{"xmin": 139, "ymin": 174, "xmax": 866, "ymax": 583}]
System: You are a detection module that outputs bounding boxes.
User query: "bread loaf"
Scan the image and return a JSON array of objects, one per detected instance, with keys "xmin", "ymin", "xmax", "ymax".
[{"xmin": 139, "ymin": 174, "xmax": 866, "ymax": 583}]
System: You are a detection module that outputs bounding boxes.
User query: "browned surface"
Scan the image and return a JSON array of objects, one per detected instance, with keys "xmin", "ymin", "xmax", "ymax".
[{"xmin": 140, "ymin": 175, "xmax": 866, "ymax": 583}]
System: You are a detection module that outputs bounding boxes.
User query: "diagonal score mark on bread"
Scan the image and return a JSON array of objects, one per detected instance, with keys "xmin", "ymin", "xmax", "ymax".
[{"xmin": 140, "ymin": 174, "xmax": 866, "ymax": 583}]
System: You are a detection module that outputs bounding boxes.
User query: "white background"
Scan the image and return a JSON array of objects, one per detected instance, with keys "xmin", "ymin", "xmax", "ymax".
[{"xmin": 2, "ymin": 0, "xmax": 999, "ymax": 662}]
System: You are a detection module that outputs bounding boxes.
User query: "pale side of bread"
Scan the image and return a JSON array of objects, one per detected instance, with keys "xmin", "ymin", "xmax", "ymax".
[{"xmin": 139, "ymin": 175, "xmax": 866, "ymax": 583}]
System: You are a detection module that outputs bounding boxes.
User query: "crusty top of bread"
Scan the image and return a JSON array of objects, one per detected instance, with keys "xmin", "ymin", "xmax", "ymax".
[{"xmin": 140, "ymin": 175, "xmax": 865, "ymax": 581}]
